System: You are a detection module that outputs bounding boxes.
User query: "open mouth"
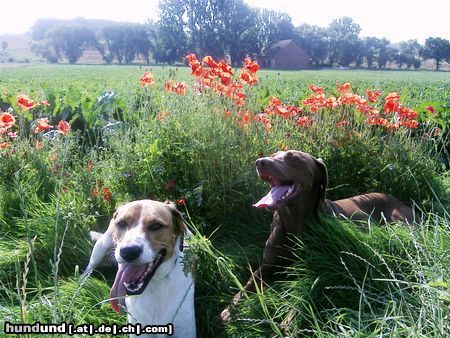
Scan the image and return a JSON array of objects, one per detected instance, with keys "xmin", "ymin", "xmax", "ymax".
[
  {"xmin": 253, "ymin": 175, "xmax": 301, "ymax": 210},
  {"xmin": 109, "ymin": 249, "xmax": 167, "ymax": 313}
]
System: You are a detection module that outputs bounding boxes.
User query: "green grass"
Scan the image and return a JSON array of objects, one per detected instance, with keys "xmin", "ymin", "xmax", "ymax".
[{"xmin": 0, "ymin": 65, "xmax": 449, "ymax": 337}]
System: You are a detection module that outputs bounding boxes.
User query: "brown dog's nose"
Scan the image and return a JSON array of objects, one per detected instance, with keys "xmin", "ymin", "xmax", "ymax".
[
  {"xmin": 120, "ymin": 244, "xmax": 143, "ymax": 262},
  {"xmin": 255, "ymin": 158, "xmax": 268, "ymax": 167}
]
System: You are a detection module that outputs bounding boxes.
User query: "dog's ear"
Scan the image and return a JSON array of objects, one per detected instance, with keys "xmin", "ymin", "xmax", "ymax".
[
  {"xmin": 164, "ymin": 200, "xmax": 188, "ymax": 234},
  {"xmin": 314, "ymin": 158, "xmax": 328, "ymax": 201}
]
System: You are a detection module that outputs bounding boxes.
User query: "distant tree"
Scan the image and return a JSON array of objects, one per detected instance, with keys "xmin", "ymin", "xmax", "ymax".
[
  {"xmin": 154, "ymin": 0, "xmax": 188, "ymax": 64},
  {"xmin": 1, "ymin": 41, "xmax": 7, "ymax": 53},
  {"xmin": 327, "ymin": 17, "xmax": 361, "ymax": 67},
  {"xmin": 44, "ymin": 24, "xmax": 97, "ymax": 64},
  {"xmin": 254, "ymin": 9, "xmax": 294, "ymax": 54},
  {"xmin": 374, "ymin": 38, "xmax": 394, "ymax": 68},
  {"xmin": 294, "ymin": 24, "xmax": 328, "ymax": 66},
  {"xmin": 31, "ymin": 18, "xmax": 63, "ymax": 40},
  {"xmin": 220, "ymin": 0, "xmax": 259, "ymax": 65},
  {"xmin": 30, "ymin": 41, "xmax": 60, "ymax": 63},
  {"xmin": 421, "ymin": 37, "xmax": 450, "ymax": 70},
  {"xmin": 362, "ymin": 37, "xmax": 381, "ymax": 68},
  {"xmin": 396, "ymin": 39, "xmax": 422, "ymax": 69}
]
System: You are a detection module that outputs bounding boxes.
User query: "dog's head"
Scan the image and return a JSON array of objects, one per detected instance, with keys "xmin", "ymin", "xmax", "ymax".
[
  {"xmin": 87, "ymin": 199, "xmax": 187, "ymax": 313},
  {"xmin": 253, "ymin": 150, "xmax": 328, "ymax": 210}
]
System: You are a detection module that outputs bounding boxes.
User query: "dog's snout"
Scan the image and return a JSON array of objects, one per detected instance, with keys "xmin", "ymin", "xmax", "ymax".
[
  {"xmin": 120, "ymin": 244, "xmax": 143, "ymax": 262},
  {"xmin": 256, "ymin": 158, "xmax": 268, "ymax": 167}
]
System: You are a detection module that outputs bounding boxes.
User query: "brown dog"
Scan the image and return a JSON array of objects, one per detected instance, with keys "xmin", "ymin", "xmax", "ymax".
[{"xmin": 219, "ymin": 150, "xmax": 414, "ymax": 322}]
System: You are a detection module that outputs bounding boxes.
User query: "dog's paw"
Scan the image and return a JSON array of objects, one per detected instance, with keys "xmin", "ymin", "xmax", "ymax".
[{"xmin": 220, "ymin": 307, "xmax": 232, "ymax": 323}]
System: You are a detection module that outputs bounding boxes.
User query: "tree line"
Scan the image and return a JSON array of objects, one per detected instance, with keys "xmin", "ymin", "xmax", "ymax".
[{"xmin": 30, "ymin": 0, "xmax": 450, "ymax": 70}]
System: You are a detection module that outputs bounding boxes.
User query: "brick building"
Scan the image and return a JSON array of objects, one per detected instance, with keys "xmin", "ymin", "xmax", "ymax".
[{"xmin": 261, "ymin": 39, "xmax": 310, "ymax": 69}]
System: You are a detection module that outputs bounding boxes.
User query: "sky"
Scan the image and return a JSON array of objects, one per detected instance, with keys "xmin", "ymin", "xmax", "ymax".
[{"xmin": 1, "ymin": 0, "xmax": 449, "ymax": 43}]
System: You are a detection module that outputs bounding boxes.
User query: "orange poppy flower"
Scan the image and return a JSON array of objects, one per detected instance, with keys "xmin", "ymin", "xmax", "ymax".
[
  {"xmin": 185, "ymin": 54, "xmax": 198, "ymax": 64},
  {"xmin": 0, "ymin": 112, "xmax": 15, "ymax": 129},
  {"xmin": 243, "ymin": 58, "xmax": 260, "ymax": 74},
  {"xmin": 202, "ymin": 55, "xmax": 218, "ymax": 68},
  {"xmin": 384, "ymin": 99, "xmax": 399, "ymax": 113},
  {"xmin": 57, "ymin": 120, "xmax": 70, "ymax": 135},
  {"xmin": 337, "ymin": 82, "xmax": 351, "ymax": 93},
  {"xmin": 35, "ymin": 140, "xmax": 42, "ymax": 150},
  {"xmin": 139, "ymin": 71, "xmax": 155, "ymax": 86},
  {"xmin": 172, "ymin": 82, "xmax": 187, "ymax": 95},
  {"xmin": 34, "ymin": 118, "xmax": 53, "ymax": 134},
  {"xmin": 102, "ymin": 187, "xmax": 112, "ymax": 202},
  {"xmin": 165, "ymin": 80, "xmax": 174, "ymax": 93},
  {"xmin": 239, "ymin": 70, "xmax": 257, "ymax": 86},
  {"xmin": 17, "ymin": 94, "xmax": 37, "ymax": 110},
  {"xmin": 426, "ymin": 106, "xmax": 436, "ymax": 113},
  {"xmin": 385, "ymin": 92, "xmax": 400, "ymax": 101},
  {"xmin": 296, "ymin": 116, "xmax": 312, "ymax": 127},
  {"xmin": 366, "ymin": 90, "xmax": 382, "ymax": 103},
  {"xmin": 156, "ymin": 111, "xmax": 170, "ymax": 122},
  {"xmin": 308, "ymin": 84, "xmax": 324, "ymax": 94},
  {"xmin": 220, "ymin": 73, "xmax": 232, "ymax": 86},
  {"xmin": 0, "ymin": 142, "xmax": 9, "ymax": 149}
]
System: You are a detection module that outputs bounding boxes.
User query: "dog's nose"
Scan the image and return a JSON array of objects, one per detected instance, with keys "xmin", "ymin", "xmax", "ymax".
[
  {"xmin": 120, "ymin": 244, "xmax": 143, "ymax": 262},
  {"xmin": 255, "ymin": 158, "xmax": 267, "ymax": 167}
]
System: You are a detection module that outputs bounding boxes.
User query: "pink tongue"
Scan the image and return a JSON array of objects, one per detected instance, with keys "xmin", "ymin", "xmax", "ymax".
[
  {"xmin": 109, "ymin": 263, "xmax": 148, "ymax": 313},
  {"xmin": 253, "ymin": 185, "xmax": 292, "ymax": 209}
]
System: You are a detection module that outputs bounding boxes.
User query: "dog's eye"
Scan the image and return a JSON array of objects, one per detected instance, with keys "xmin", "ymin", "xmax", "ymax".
[
  {"xmin": 147, "ymin": 223, "xmax": 164, "ymax": 231},
  {"xmin": 117, "ymin": 220, "xmax": 127, "ymax": 229}
]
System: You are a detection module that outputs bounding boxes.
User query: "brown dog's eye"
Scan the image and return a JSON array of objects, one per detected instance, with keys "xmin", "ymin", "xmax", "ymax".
[
  {"xmin": 148, "ymin": 223, "xmax": 164, "ymax": 231},
  {"xmin": 117, "ymin": 220, "xmax": 127, "ymax": 229}
]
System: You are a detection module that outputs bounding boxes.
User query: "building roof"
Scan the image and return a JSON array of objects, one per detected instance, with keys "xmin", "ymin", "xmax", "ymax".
[{"xmin": 262, "ymin": 39, "xmax": 297, "ymax": 57}]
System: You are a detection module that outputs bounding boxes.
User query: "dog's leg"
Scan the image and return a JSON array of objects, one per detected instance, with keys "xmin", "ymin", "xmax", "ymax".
[
  {"xmin": 82, "ymin": 230, "xmax": 114, "ymax": 276},
  {"xmin": 219, "ymin": 223, "xmax": 290, "ymax": 323}
]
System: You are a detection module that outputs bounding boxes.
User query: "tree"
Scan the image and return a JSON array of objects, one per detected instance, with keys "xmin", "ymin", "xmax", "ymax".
[
  {"xmin": 154, "ymin": 0, "xmax": 188, "ymax": 64},
  {"xmin": 373, "ymin": 38, "xmax": 393, "ymax": 68},
  {"xmin": 219, "ymin": 0, "xmax": 259, "ymax": 64},
  {"xmin": 396, "ymin": 39, "xmax": 422, "ymax": 69},
  {"xmin": 99, "ymin": 23, "xmax": 152, "ymax": 64},
  {"xmin": 1, "ymin": 41, "xmax": 7, "ymax": 54},
  {"xmin": 421, "ymin": 37, "xmax": 450, "ymax": 70},
  {"xmin": 327, "ymin": 17, "xmax": 361, "ymax": 67},
  {"xmin": 362, "ymin": 37, "xmax": 381, "ymax": 68},
  {"xmin": 253, "ymin": 9, "xmax": 294, "ymax": 54},
  {"xmin": 30, "ymin": 41, "xmax": 60, "ymax": 63},
  {"xmin": 294, "ymin": 24, "xmax": 328, "ymax": 66}
]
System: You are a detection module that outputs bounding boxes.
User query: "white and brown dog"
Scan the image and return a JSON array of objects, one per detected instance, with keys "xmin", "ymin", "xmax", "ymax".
[{"xmin": 84, "ymin": 200, "xmax": 196, "ymax": 338}]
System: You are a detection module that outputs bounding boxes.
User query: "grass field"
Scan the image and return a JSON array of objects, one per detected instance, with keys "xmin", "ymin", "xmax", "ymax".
[{"xmin": 0, "ymin": 64, "xmax": 449, "ymax": 337}]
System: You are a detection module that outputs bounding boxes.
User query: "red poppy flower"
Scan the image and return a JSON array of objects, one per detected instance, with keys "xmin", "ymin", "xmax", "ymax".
[
  {"xmin": 243, "ymin": 58, "xmax": 260, "ymax": 74},
  {"xmin": 57, "ymin": 120, "xmax": 70, "ymax": 135},
  {"xmin": 102, "ymin": 187, "xmax": 112, "ymax": 202},
  {"xmin": 296, "ymin": 116, "xmax": 312, "ymax": 127},
  {"xmin": 139, "ymin": 71, "xmax": 155, "ymax": 86},
  {"xmin": 17, "ymin": 94, "xmax": 37, "ymax": 110},
  {"xmin": 0, "ymin": 112, "xmax": 15, "ymax": 129},
  {"xmin": 176, "ymin": 199, "xmax": 186, "ymax": 206},
  {"xmin": 34, "ymin": 118, "xmax": 53, "ymax": 134},
  {"xmin": 385, "ymin": 92, "xmax": 400, "ymax": 101},
  {"xmin": 366, "ymin": 90, "xmax": 382, "ymax": 103},
  {"xmin": 0, "ymin": 142, "xmax": 9, "ymax": 149},
  {"xmin": 426, "ymin": 106, "xmax": 436, "ymax": 113},
  {"xmin": 308, "ymin": 84, "xmax": 324, "ymax": 94},
  {"xmin": 337, "ymin": 82, "xmax": 351, "ymax": 93},
  {"xmin": 172, "ymin": 82, "xmax": 187, "ymax": 95}
]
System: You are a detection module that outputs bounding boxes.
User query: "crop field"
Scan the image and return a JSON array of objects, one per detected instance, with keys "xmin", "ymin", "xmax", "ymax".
[{"xmin": 0, "ymin": 61, "xmax": 449, "ymax": 337}]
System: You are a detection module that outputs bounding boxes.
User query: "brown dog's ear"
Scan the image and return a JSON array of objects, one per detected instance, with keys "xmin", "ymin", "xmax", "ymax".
[
  {"xmin": 165, "ymin": 200, "xmax": 189, "ymax": 252},
  {"xmin": 315, "ymin": 158, "xmax": 328, "ymax": 201},
  {"xmin": 165, "ymin": 200, "xmax": 188, "ymax": 233}
]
